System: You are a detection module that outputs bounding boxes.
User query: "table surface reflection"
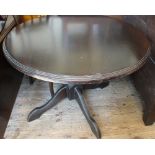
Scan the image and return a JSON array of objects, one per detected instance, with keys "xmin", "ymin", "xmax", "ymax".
[{"xmin": 4, "ymin": 16, "xmax": 150, "ymax": 83}]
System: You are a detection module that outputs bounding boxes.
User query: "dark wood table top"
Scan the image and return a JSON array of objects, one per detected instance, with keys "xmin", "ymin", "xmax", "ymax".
[{"xmin": 3, "ymin": 16, "xmax": 150, "ymax": 84}]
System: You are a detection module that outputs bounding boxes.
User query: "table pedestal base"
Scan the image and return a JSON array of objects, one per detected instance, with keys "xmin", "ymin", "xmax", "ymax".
[{"xmin": 27, "ymin": 81, "xmax": 109, "ymax": 138}]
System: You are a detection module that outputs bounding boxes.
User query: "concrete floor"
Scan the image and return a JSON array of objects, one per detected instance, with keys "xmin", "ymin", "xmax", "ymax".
[{"xmin": 0, "ymin": 45, "xmax": 23, "ymax": 138}]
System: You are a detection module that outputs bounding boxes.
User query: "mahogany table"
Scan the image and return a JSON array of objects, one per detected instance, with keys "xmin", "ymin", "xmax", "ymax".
[{"xmin": 3, "ymin": 16, "xmax": 150, "ymax": 138}]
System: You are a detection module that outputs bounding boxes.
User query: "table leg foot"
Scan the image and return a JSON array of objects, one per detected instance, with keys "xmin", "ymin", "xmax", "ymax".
[
  {"xmin": 27, "ymin": 85, "xmax": 67, "ymax": 122},
  {"xmin": 74, "ymin": 87, "xmax": 101, "ymax": 139},
  {"xmin": 143, "ymin": 111, "xmax": 154, "ymax": 125}
]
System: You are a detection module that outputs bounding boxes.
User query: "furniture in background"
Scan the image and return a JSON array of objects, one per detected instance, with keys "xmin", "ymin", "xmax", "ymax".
[
  {"xmin": 0, "ymin": 16, "xmax": 23, "ymax": 138},
  {"xmin": 0, "ymin": 16, "xmax": 17, "ymax": 43},
  {"xmin": 126, "ymin": 16, "xmax": 155, "ymax": 126}
]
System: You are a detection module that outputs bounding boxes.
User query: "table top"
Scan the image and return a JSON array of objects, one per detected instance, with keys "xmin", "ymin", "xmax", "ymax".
[{"xmin": 3, "ymin": 16, "xmax": 150, "ymax": 84}]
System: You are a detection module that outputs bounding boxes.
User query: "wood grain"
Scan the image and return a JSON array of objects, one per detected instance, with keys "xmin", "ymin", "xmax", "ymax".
[{"xmin": 4, "ymin": 76, "xmax": 155, "ymax": 139}]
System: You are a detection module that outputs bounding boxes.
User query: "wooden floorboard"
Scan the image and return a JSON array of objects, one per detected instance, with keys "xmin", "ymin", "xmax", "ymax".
[{"xmin": 4, "ymin": 76, "xmax": 155, "ymax": 139}]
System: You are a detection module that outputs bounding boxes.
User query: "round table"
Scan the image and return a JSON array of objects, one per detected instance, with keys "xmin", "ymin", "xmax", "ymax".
[{"xmin": 3, "ymin": 16, "xmax": 150, "ymax": 138}]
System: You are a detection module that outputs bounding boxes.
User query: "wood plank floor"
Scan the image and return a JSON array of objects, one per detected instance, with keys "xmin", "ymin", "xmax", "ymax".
[{"xmin": 4, "ymin": 76, "xmax": 155, "ymax": 139}]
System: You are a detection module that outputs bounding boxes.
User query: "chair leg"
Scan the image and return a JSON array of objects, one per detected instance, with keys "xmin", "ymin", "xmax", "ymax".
[{"xmin": 143, "ymin": 109, "xmax": 154, "ymax": 125}]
